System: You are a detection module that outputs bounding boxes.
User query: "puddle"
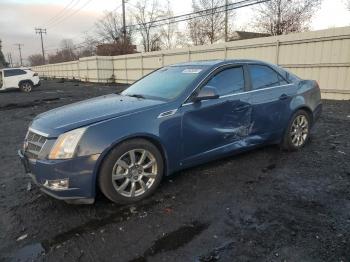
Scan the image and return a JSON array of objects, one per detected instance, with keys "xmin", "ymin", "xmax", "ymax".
[
  {"xmin": 39, "ymin": 199, "xmax": 159, "ymax": 251},
  {"xmin": 8, "ymin": 243, "xmax": 45, "ymax": 262},
  {"xmin": 130, "ymin": 221, "xmax": 209, "ymax": 261}
]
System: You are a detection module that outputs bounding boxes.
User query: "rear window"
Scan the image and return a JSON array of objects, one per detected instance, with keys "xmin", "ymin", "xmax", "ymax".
[
  {"xmin": 4, "ymin": 69, "xmax": 27, "ymax": 77},
  {"xmin": 249, "ymin": 65, "xmax": 288, "ymax": 90}
]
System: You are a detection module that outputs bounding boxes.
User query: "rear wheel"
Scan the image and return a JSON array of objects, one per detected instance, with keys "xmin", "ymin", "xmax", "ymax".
[
  {"xmin": 19, "ymin": 81, "xmax": 33, "ymax": 92},
  {"xmin": 99, "ymin": 139, "xmax": 164, "ymax": 204},
  {"xmin": 281, "ymin": 110, "xmax": 311, "ymax": 151}
]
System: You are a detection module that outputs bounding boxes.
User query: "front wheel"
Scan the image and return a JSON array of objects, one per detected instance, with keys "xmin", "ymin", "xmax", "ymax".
[
  {"xmin": 99, "ymin": 139, "xmax": 164, "ymax": 204},
  {"xmin": 281, "ymin": 110, "xmax": 311, "ymax": 151},
  {"xmin": 19, "ymin": 81, "xmax": 33, "ymax": 92}
]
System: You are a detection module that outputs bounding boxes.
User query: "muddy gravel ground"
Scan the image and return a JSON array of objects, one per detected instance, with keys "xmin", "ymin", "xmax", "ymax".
[{"xmin": 0, "ymin": 80, "xmax": 349, "ymax": 262}]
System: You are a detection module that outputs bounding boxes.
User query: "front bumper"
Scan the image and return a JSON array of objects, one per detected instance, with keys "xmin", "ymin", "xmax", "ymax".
[
  {"xmin": 313, "ymin": 103, "xmax": 322, "ymax": 125},
  {"xmin": 18, "ymin": 150, "xmax": 100, "ymax": 204},
  {"xmin": 34, "ymin": 80, "xmax": 41, "ymax": 87}
]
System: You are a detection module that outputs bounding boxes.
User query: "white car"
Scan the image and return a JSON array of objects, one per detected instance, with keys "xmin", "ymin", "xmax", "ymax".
[{"xmin": 0, "ymin": 68, "xmax": 40, "ymax": 92}]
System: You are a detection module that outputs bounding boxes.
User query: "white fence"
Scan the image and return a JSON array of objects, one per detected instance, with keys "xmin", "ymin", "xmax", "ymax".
[{"xmin": 34, "ymin": 26, "xmax": 350, "ymax": 100}]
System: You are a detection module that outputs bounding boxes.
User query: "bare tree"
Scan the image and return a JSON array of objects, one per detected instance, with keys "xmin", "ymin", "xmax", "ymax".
[
  {"xmin": 96, "ymin": 11, "xmax": 133, "ymax": 42},
  {"xmin": 95, "ymin": 11, "xmax": 135, "ymax": 54},
  {"xmin": 133, "ymin": 0, "xmax": 164, "ymax": 52},
  {"xmin": 77, "ymin": 34, "xmax": 98, "ymax": 58},
  {"xmin": 188, "ymin": 0, "xmax": 226, "ymax": 45},
  {"xmin": 48, "ymin": 39, "xmax": 77, "ymax": 63},
  {"xmin": 254, "ymin": 0, "xmax": 322, "ymax": 35},
  {"xmin": 28, "ymin": 54, "xmax": 44, "ymax": 66},
  {"xmin": 159, "ymin": 1, "xmax": 179, "ymax": 49},
  {"xmin": 188, "ymin": 18, "xmax": 207, "ymax": 46}
]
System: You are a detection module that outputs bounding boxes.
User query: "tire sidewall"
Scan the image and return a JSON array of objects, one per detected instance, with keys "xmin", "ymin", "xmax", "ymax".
[
  {"xmin": 98, "ymin": 139, "xmax": 164, "ymax": 204},
  {"xmin": 20, "ymin": 81, "xmax": 33, "ymax": 92}
]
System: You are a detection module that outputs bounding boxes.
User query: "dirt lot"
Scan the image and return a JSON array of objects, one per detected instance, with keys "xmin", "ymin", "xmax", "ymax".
[{"xmin": 0, "ymin": 80, "xmax": 349, "ymax": 262}]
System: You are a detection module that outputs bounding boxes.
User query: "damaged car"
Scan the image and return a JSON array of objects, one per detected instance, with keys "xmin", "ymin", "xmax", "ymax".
[{"xmin": 18, "ymin": 60, "xmax": 322, "ymax": 204}]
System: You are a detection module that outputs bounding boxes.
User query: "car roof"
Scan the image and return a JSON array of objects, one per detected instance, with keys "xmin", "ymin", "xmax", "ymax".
[
  {"xmin": 3, "ymin": 67, "xmax": 31, "ymax": 70},
  {"xmin": 168, "ymin": 59, "xmax": 269, "ymax": 67}
]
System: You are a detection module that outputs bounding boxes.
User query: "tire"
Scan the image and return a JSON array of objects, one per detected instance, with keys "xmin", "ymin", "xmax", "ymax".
[
  {"xmin": 19, "ymin": 81, "xmax": 33, "ymax": 93},
  {"xmin": 281, "ymin": 109, "xmax": 311, "ymax": 151},
  {"xmin": 98, "ymin": 139, "xmax": 164, "ymax": 204}
]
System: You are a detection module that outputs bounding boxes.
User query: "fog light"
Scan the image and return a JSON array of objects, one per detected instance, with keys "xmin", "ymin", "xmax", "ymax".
[{"xmin": 43, "ymin": 179, "xmax": 69, "ymax": 190}]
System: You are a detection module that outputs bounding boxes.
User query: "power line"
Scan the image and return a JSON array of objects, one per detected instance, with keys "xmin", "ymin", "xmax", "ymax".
[
  {"xmin": 44, "ymin": 3, "xmax": 124, "ymax": 54},
  {"xmin": 45, "ymin": 0, "xmax": 270, "ymax": 57},
  {"xmin": 43, "ymin": 0, "xmax": 79, "ymax": 26},
  {"xmin": 127, "ymin": 0, "xmax": 269, "ymax": 30},
  {"xmin": 47, "ymin": 0, "xmax": 94, "ymax": 29}
]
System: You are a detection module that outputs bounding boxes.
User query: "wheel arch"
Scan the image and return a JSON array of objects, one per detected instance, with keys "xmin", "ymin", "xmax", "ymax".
[
  {"xmin": 293, "ymin": 105, "xmax": 314, "ymax": 125},
  {"xmin": 18, "ymin": 79, "xmax": 34, "ymax": 87},
  {"xmin": 91, "ymin": 134, "xmax": 169, "ymax": 197}
]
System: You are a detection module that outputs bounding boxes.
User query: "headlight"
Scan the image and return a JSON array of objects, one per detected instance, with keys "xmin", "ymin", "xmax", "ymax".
[{"xmin": 48, "ymin": 128, "xmax": 86, "ymax": 159}]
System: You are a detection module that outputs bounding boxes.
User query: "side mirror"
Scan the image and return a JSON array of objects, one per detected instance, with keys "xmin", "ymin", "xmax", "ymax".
[{"xmin": 193, "ymin": 85, "xmax": 219, "ymax": 102}]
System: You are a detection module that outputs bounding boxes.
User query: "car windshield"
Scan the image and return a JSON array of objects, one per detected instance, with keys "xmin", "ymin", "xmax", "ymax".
[{"xmin": 122, "ymin": 66, "xmax": 207, "ymax": 100}]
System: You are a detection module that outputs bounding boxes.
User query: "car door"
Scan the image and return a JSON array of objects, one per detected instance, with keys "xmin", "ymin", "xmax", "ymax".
[
  {"xmin": 247, "ymin": 64, "xmax": 296, "ymax": 140},
  {"xmin": 3, "ymin": 69, "xmax": 26, "ymax": 88},
  {"xmin": 180, "ymin": 65, "xmax": 253, "ymax": 165}
]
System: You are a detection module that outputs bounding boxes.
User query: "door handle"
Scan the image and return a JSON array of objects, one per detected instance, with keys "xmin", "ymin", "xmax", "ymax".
[{"xmin": 279, "ymin": 94, "xmax": 289, "ymax": 100}]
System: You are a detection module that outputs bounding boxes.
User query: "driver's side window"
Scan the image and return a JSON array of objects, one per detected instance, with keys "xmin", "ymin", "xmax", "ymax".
[{"xmin": 206, "ymin": 66, "xmax": 245, "ymax": 96}]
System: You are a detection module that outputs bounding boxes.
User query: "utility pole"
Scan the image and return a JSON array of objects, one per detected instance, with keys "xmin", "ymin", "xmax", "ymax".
[
  {"xmin": 225, "ymin": 0, "xmax": 229, "ymax": 42},
  {"xmin": 15, "ymin": 44, "xmax": 23, "ymax": 66},
  {"xmin": 7, "ymin": 53, "xmax": 13, "ymax": 67},
  {"xmin": 122, "ymin": 0, "xmax": 127, "ymax": 43},
  {"xmin": 35, "ymin": 28, "xmax": 47, "ymax": 64}
]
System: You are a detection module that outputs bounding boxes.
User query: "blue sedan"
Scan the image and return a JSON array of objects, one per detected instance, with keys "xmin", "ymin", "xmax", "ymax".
[{"xmin": 18, "ymin": 60, "xmax": 322, "ymax": 204}]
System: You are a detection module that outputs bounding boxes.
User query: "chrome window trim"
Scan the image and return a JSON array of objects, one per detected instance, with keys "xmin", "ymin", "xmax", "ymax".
[
  {"xmin": 181, "ymin": 63, "xmax": 240, "ymax": 107},
  {"xmin": 182, "ymin": 83, "xmax": 294, "ymax": 107}
]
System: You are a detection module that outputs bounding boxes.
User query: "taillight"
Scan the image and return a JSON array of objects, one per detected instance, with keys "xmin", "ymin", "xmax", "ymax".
[
  {"xmin": 315, "ymin": 81, "xmax": 320, "ymax": 90},
  {"xmin": 33, "ymin": 73, "xmax": 38, "ymax": 76}
]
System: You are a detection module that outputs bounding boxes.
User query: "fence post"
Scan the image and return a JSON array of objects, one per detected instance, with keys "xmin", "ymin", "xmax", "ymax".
[
  {"xmin": 224, "ymin": 46, "xmax": 228, "ymax": 59},
  {"xmin": 275, "ymin": 40, "xmax": 280, "ymax": 65},
  {"xmin": 188, "ymin": 48, "xmax": 191, "ymax": 61},
  {"xmin": 141, "ymin": 54, "xmax": 144, "ymax": 77},
  {"xmin": 77, "ymin": 59, "xmax": 81, "ymax": 81},
  {"xmin": 125, "ymin": 55, "xmax": 128, "ymax": 84},
  {"xmin": 96, "ymin": 56, "xmax": 99, "ymax": 82}
]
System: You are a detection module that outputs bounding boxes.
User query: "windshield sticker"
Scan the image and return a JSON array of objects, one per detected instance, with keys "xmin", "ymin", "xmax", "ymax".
[{"xmin": 182, "ymin": 68, "xmax": 202, "ymax": 74}]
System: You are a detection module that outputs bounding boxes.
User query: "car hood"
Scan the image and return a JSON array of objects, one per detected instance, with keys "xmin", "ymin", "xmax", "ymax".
[{"xmin": 31, "ymin": 94, "xmax": 165, "ymax": 137}]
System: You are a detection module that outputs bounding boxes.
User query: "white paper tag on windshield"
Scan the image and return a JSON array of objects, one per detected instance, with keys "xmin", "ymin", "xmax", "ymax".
[{"xmin": 182, "ymin": 69, "xmax": 202, "ymax": 74}]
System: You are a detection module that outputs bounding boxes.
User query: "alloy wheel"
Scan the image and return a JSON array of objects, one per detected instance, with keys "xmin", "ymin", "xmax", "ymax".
[
  {"xmin": 22, "ymin": 83, "xmax": 32, "ymax": 92},
  {"xmin": 111, "ymin": 149, "xmax": 158, "ymax": 197},
  {"xmin": 290, "ymin": 115, "xmax": 309, "ymax": 147}
]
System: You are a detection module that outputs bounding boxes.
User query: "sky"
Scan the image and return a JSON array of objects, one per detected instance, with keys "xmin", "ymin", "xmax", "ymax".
[{"xmin": 0, "ymin": 0, "xmax": 349, "ymax": 66}]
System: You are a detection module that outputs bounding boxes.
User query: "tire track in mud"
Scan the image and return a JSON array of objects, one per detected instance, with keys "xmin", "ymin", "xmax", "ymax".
[{"xmin": 0, "ymin": 97, "xmax": 61, "ymax": 111}]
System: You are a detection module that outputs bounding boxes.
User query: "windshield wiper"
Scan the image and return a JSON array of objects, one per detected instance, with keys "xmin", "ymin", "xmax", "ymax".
[{"xmin": 126, "ymin": 94, "xmax": 146, "ymax": 99}]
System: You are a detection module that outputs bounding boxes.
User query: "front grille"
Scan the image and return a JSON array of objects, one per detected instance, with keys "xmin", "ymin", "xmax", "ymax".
[{"xmin": 24, "ymin": 130, "xmax": 47, "ymax": 160}]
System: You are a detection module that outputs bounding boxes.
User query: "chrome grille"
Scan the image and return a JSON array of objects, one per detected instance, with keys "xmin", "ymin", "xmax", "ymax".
[{"xmin": 24, "ymin": 130, "xmax": 47, "ymax": 159}]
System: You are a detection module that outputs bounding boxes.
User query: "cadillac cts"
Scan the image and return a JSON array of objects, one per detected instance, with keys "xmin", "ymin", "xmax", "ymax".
[{"xmin": 18, "ymin": 60, "xmax": 322, "ymax": 204}]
